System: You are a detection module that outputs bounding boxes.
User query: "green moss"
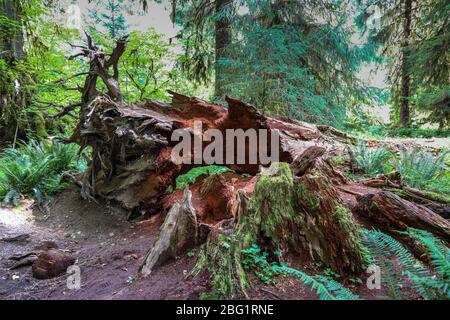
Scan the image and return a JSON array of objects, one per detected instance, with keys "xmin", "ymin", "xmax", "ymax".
[
  {"xmin": 296, "ymin": 183, "xmax": 319, "ymax": 212},
  {"xmin": 33, "ymin": 112, "xmax": 48, "ymax": 140},
  {"xmin": 332, "ymin": 205, "xmax": 368, "ymax": 267},
  {"xmin": 330, "ymin": 155, "xmax": 344, "ymax": 166},
  {"xmin": 192, "ymin": 233, "xmax": 251, "ymax": 300},
  {"xmin": 192, "ymin": 163, "xmax": 297, "ymax": 299},
  {"xmin": 249, "ymin": 163, "xmax": 297, "ymax": 242}
]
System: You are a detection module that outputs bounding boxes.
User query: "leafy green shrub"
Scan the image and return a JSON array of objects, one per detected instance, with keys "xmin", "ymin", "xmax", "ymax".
[
  {"xmin": 352, "ymin": 142, "xmax": 394, "ymax": 175},
  {"xmin": 362, "ymin": 229, "xmax": 449, "ymax": 300},
  {"xmin": 0, "ymin": 140, "xmax": 86, "ymax": 206},
  {"xmin": 395, "ymin": 148, "xmax": 449, "ymax": 194},
  {"xmin": 241, "ymin": 244, "xmax": 359, "ymax": 300},
  {"xmin": 174, "ymin": 165, "xmax": 229, "ymax": 190}
]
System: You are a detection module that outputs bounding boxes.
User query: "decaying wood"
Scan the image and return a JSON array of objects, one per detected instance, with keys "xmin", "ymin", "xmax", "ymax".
[
  {"xmin": 1, "ymin": 233, "xmax": 30, "ymax": 243},
  {"xmin": 32, "ymin": 249, "xmax": 76, "ymax": 279},
  {"xmin": 386, "ymin": 187, "xmax": 450, "ymax": 219},
  {"xmin": 356, "ymin": 191, "xmax": 450, "ymax": 244},
  {"xmin": 358, "ymin": 171, "xmax": 449, "ymax": 219},
  {"xmin": 291, "ymin": 146, "xmax": 325, "ymax": 176},
  {"xmin": 61, "ymin": 36, "xmax": 449, "ymax": 298},
  {"xmin": 360, "ymin": 171, "xmax": 403, "ymax": 188},
  {"xmin": 140, "ymin": 189, "xmax": 202, "ymax": 276}
]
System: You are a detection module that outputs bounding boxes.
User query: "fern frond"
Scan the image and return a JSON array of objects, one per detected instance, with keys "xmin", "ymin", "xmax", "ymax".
[{"xmin": 273, "ymin": 265, "xmax": 360, "ymax": 300}]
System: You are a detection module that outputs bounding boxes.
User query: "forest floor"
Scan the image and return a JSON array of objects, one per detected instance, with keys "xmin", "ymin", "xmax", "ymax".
[
  {"xmin": 381, "ymin": 137, "xmax": 449, "ymax": 150},
  {"xmin": 0, "ymin": 184, "xmax": 423, "ymax": 300}
]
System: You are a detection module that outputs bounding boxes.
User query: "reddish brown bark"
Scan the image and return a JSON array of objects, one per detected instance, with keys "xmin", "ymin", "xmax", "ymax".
[{"xmin": 356, "ymin": 191, "xmax": 450, "ymax": 244}]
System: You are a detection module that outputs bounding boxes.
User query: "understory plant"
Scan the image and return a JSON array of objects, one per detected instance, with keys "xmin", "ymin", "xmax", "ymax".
[
  {"xmin": 0, "ymin": 140, "xmax": 87, "ymax": 206},
  {"xmin": 362, "ymin": 229, "xmax": 449, "ymax": 300},
  {"xmin": 351, "ymin": 143, "xmax": 449, "ymax": 196},
  {"xmin": 395, "ymin": 148, "xmax": 449, "ymax": 194},
  {"xmin": 352, "ymin": 142, "xmax": 393, "ymax": 175},
  {"xmin": 173, "ymin": 165, "xmax": 230, "ymax": 190},
  {"xmin": 241, "ymin": 244, "xmax": 360, "ymax": 300}
]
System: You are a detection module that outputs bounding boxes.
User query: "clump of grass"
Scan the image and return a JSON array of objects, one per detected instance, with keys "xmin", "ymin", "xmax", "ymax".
[{"xmin": 0, "ymin": 140, "xmax": 87, "ymax": 206}]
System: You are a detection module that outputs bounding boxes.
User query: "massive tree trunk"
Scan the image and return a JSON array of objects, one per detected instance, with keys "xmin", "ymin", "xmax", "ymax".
[
  {"xmin": 0, "ymin": 1, "xmax": 25, "ymax": 61},
  {"xmin": 0, "ymin": 0, "xmax": 29, "ymax": 143},
  {"xmin": 214, "ymin": 0, "xmax": 232, "ymax": 98},
  {"xmin": 67, "ymin": 38, "xmax": 449, "ymax": 299},
  {"xmin": 399, "ymin": 0, "xmax": 412, "ymax": 127}
]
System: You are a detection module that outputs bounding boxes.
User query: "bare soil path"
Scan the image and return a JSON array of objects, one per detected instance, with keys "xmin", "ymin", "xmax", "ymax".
[{"xmin": 0, "ymin": 187, "xmax": 200, "ymax": 300}]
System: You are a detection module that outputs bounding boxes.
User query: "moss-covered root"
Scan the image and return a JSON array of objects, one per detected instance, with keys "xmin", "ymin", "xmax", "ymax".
[
  {"xmin": 189, "ymin": 228, "xmax": 250, "ymax": 299},
  {"xmin": 295, "ymin": 169, "xmax": 366, "ymax": 275},
  {"xmin": 190, "ymin": 163, "xmax": 298, "ymax": 299},
  {"xmin": 191, "ymin": 163, "xmax": 366, "ymax": 298},
  {"xmin": 190, "ymin": 190, "xmax": 256, "ymax": 299}
]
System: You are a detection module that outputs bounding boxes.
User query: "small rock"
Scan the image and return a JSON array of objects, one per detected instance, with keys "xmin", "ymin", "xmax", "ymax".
[{"xmin": 32, "ymin": 249, "xmax": 75, "ymax": 279}]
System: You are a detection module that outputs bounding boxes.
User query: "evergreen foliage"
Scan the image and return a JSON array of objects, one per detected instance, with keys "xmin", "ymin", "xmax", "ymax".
[{"xmin": 88, "ymin": 0, "xmax": 129, "ymax": 39}]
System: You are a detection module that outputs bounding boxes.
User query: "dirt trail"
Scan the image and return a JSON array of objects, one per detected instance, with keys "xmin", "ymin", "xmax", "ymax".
[
  {"xmin": 379, "ymin": 137, "xmax": 449, "ymax": 150},
  {"xmin": 0, "ymin": 187, "xmax": 201, "ymax": 300}
]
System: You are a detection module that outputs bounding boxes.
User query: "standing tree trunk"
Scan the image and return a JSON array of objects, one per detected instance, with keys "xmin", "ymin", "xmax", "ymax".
[
  {"xmin": 0, "ymin": 0, "xmax": 31, "ymax": 143},
  {"xmin": 214, "ymin": 0, "xmax": 232, "ymax": 98},
  {"xmin": 0, "ymin": 0, "xmax": 25, "ymax": 61},
  {"xmin": 399, "ymin": 0, "xmax": 412, "ymax": 127}
]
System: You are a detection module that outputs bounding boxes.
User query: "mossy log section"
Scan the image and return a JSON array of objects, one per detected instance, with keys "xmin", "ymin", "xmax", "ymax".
[
  {"xmin": 188, "ymin": 163, "xmax": 366, "ymax": 298},
  {"xmin": 386, "ymin": 188, "xmax": 450, "ymax": 219},
  {"xmin": 356, "ymin": 191, "xmax": 450, "ymax": 245}
]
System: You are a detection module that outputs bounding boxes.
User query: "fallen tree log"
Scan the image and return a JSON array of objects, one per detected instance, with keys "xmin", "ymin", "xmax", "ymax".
[
  {"xmin": 386, "ymin": 188, "xmax": 450, "ymax": 219},
  {"xmin": 62, "ymin": 36, "xmax": 449, "ymax": 299},
  {"xmin": 355, "ymin": 191, "xmax": 450, "ymax": 245}
]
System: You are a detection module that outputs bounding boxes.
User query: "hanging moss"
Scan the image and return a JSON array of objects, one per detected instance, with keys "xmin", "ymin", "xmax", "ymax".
[
  {"xmin": 32, "ymin": 112, "xmax": 48, "ymax": 140},
  {"xmin": 0, "ymin": 59, "xmax": 37, "ymax": 142}
]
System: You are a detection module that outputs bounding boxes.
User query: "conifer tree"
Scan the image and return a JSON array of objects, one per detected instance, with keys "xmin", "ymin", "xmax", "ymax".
[{"xmin": 88, "ymin": 0, "xmax": 129, "ymax": 39}]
